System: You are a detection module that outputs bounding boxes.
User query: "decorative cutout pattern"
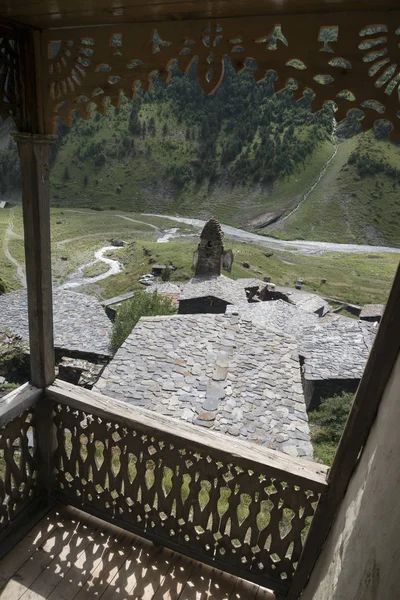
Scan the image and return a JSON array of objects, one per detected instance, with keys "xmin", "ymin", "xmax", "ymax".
[
  {"xmin": 39, "ymin": 13, "xmax": 400, "ymax": 137},
  {"xmin": 0, "ymin": 409, "xmax": 38, "ymax": 534},
  {"xmin": 0, "ymin": 30, "xmax": 19, "ymax": 124},
  {"xmin": 53, "ymin": 402, "xmax": 322, "ymax": 591}
]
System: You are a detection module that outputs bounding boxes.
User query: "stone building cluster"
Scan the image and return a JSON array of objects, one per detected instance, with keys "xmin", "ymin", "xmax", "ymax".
[{"xmin": 0, "ymin": 219, "xmax": 382, "ymax": 463}]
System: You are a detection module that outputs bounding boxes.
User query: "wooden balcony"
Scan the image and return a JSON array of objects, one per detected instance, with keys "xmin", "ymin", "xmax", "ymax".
[
  {"xmin": 0, "ymin": 380, "xmax": 328, "ymax": 599},
  {"xmin": 0, "ymin": 505, "xmax": 275, "ymax": 599}
]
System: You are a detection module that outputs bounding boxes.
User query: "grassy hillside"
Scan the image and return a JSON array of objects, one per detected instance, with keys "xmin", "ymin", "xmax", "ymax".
[{"xmin": 267, "ymin": 132, "xmax": 400, "ymax": 246}]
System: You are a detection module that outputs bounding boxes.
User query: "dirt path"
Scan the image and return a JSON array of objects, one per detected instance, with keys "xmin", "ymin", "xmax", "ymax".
[
  {"xmin": 65, "ymin": 210, "xmax": 160, "ymax": 231},
  {"xmin": 3, "ymin": 209, "xmax": 26, "ymax": 287}
]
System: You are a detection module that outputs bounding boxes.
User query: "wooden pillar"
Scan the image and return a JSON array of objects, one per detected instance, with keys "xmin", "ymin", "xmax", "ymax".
[{"xmin": 13, "ymin": 133, "xmax": 56, "ymax": 388}]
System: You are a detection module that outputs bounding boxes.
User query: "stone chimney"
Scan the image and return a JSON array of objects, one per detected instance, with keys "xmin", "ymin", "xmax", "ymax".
[{"xmin": 194, "ymin": 219, "xmax": 224, "ymax": 277}]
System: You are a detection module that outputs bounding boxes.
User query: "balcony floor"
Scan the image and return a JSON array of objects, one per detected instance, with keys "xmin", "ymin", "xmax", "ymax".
[{"xmin": 0, "ymin": 505, "xmax": 275, "ymax": 600}]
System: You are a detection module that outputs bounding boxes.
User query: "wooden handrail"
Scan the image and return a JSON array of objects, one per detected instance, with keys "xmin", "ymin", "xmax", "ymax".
[
  {"xmin": 0, "ymin": 383, "xmax": 42, "ymax": 428},
  {"xmin": 47, "ymin": 379, "xmax": 328, "ymax": 594},
  {"xmin": 46, "ymin": 379, "xmax": 328, "ymax": 491}
]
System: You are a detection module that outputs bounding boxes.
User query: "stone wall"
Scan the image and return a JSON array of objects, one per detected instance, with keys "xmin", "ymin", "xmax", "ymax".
[
  {"xmin": 303, "ymin": 377, "xmax": 360, "ymax": 409},
  {"xmin": 178, "ymin": 297, "xmax": 229, "ymax": 315},
  {"xmin": 302, "ymin": 353, "xmax": 400, "ymax": 600}
]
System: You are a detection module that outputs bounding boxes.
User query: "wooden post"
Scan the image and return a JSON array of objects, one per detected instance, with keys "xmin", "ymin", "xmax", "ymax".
[{"xmin": 13, "ymin": 133, "xmax": 55, "ymax": 388}]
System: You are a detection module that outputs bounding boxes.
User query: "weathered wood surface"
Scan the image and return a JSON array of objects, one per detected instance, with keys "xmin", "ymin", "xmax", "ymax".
[
  {"xmin": 14, "ymin": 133, "xmax": 56, "ymax": 388},
  {"xmin": 0, "ymin": 384, "xmax": 41, "ymax": 428},
  {"xmin": 47, "ymin": 379, "xmax": 328, "ymax": 489},
  {"xmin": 47, "ymin": 379, "xmax": 326, "ymax": 594},
  {"xmin": 288, "ymin": 263, "xmax": 400, "ymax": 600},
  {"xmin": 0, "ymin": 407, "xmax": 40, "ymax": 539},
  {"xmin": 0, "ymin": 505, "xmax": 275, "ymax": 599},
  {"xmin": 1, "ymin": 0, "xmax": 399, "ymax": 28},
  {"xmin": 35, "ymin": 395, "xmax": 58, "ymax": 503}
]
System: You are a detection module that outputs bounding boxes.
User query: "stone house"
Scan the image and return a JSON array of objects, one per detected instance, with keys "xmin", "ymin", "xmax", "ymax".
[
  {"xmin": 95, "ymin": 313, "xmax": 313, "ymax": 459},
  {"xmin": 178, "ymin": 274, "xmax": 248, "ymax": 314},
  {"xmin": 360, "ymin": 303, "xmax": 385, "ymax": 323},
  {"xmin": 299, "ymin": 320, "xmax": 376, "ymax": 408}
]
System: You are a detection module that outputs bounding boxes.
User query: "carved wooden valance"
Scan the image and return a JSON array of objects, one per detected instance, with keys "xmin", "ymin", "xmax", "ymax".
[
  {"xmin": 3, "ymin": 11, "xmax": 400, "ymax": 137},
  {"xmin": 41, "ymin": 12, "xmax": 400, "ymax": 137}
]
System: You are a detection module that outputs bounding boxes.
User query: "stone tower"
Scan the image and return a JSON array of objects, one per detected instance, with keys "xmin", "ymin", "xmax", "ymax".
[{"xmin": 194, "ymin": 219, "xmax": 224, "ymax": 277}]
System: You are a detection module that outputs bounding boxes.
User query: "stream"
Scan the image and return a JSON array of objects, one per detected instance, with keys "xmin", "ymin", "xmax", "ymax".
[{"xmin": 58, "ymin": 245, "xmax": 123, "ymax": 290}]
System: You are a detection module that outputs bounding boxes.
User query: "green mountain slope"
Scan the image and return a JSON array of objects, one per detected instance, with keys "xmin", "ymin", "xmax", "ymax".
[
  {"xmin": 268, "ymin": 132, "xmax": 400, "ymax": 246},
  {"xmin": 50, "ymin": 63, "xmax": 335, "ymax": 226},
  {"xmin": 1, "ymin": 60, "xmax": 399, "ymax": 246}
]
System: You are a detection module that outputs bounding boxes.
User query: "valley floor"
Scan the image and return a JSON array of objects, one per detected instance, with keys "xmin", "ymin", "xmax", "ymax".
[{"xmin": 0, "ymin": 207, "xmax": 398, "ymax": 306}]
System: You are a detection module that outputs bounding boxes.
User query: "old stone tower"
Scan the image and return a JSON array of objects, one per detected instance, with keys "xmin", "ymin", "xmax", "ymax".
[{"xmin": 194, "ymin": 219, "xmax": 224, "ymax": 277}]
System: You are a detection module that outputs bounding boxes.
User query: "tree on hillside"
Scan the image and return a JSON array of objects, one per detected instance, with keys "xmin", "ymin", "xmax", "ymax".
[{"xmin": 128, "ymin": 104, "xmax": 141, "ymax": 135}]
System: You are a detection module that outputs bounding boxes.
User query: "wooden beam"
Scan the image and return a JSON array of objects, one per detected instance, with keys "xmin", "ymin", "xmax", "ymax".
[
  {"xmin": 14, "ymin": 133, "xmax": 56, "ymax": 388},
  {"xmin": 288, "ymin": 262, "xmax": 400, "ymax": 600},
  {"xmin": 46, "ymin": 379, "xmax": 328, "ymax": 491},
  {"xmin": 0, "ymin": 383, "xmax": 42, "ymax": 428}
]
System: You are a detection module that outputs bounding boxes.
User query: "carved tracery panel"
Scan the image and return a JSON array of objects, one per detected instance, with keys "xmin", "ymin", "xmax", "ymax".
[
  {"xmin": 0, "ymin": 409, "xmax": 39, "ymax": 534},
  {"xmin": 53, "ymin": 401, "xmax": 323, "ymax": 594},
  {"xmin": 0, "ymin": 28, "xmax": 19, "ymax": 125},
  {"xmin": 41, "ymin": 12, "xmax": 400, "ymax": 138}
]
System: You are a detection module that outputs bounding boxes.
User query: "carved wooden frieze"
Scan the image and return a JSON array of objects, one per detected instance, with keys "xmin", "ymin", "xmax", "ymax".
[
  {"xmin": 41, "ymin": 12, "xmax": 400, "ymax": 136},
  {"xmin": 0, "ymin": 28, "xmax": 20, "ymax": 125}
]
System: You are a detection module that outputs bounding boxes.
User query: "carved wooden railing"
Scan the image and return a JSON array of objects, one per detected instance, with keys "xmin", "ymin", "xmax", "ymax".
[
  {"xmin": 0, "ymin": 384, "xmax": 42, "ymax": 548},
  {"xmin": 47, "ymin": 380, "xmax": 328, "ymax": 596}
]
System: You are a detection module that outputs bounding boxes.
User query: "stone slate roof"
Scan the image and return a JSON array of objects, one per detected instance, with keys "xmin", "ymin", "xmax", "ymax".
[
  {"xmin": 146, "ymin": 282, "xmax": 182, "ymax": 296},
  {"xmin": 299, "ymin": 321, "xmax": 376, "ymax": 381},
  {"xmin": 0, "ymin": 289, "xmax": 112, "ymax": 356},
  {"xmin": 179, "ymin": 274, "xmax": 247, "ymax": 305},
  {"xmin": 360, "ymin": 304, "xmax": 385, "ymax": 319},
  {"xmin": 274, "ymin": 286, "xmax": 331, "ymax": 316},
  {"xmin": 226, "ymin": 300, "xmax": 319, "ymax": 339},
  {"xmin": 95, "ymin": 313, "xmax": 313, "ymax": 460},
  {"xmin": 318, "ymin": 313, "xmax": 355, "ymax": 324},
  {"xmin": 236, "ymin": 278, "xmax": 263, "ymax": 289}
]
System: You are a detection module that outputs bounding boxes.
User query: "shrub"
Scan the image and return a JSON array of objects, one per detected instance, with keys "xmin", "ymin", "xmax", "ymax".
[
  {"xmin": 308, "ymin": 392, "xmax": 354, "ymax": 465},
  {"xmin": 111, "ymin": 291, "xmax": 176, "ymax": 352},
  {"xmin": 161, "ymin": 266, "xmax": 171, "ymax": 282}
]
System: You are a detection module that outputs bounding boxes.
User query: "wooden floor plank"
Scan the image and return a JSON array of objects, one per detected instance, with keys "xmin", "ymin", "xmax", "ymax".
[
  {"xmin": 230, "ymin": 578, "xmax": 259, "ymax": 600},
  {"xmin": 73, "ymin": 532, "xmax": 136, "ymax": 600},
  {"xmin": 0, "ymin": 507, "xmax": 278, "ymax": 600},
  {"xmin": 0, "ymin": 508, "xmax": 66, "ymax": 593},
  {"xmin": 255, "ymin": 586, "xmax": 276, "ymax": 599},
  {"xmin": 19, "ymin": 517, "xmax": 98, "ymax": 600},
  {"xmin": 126, "ymin": 546, "xmax": 177, "ymax": 600},
  {"xmin": 178, "ymin": 563, "xmax": 237, "ymax": 600},
  {"xmin": 117, "ymin": 543, "xmax": 169, "ymax": 599},
  {"xmin": 0, "ymin": 510, "xmax": 83, "ymax": 600},
  {"xmin": 47, "ymin": 521, "xmax": 126, "ymax": 600},
  {"xmin": 97, "ymin": 535, "xmax": 150, "ymax": 600},
  {"xmin": 152, "ymin": 554, "xmax": 197, "ymax": 600}
]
